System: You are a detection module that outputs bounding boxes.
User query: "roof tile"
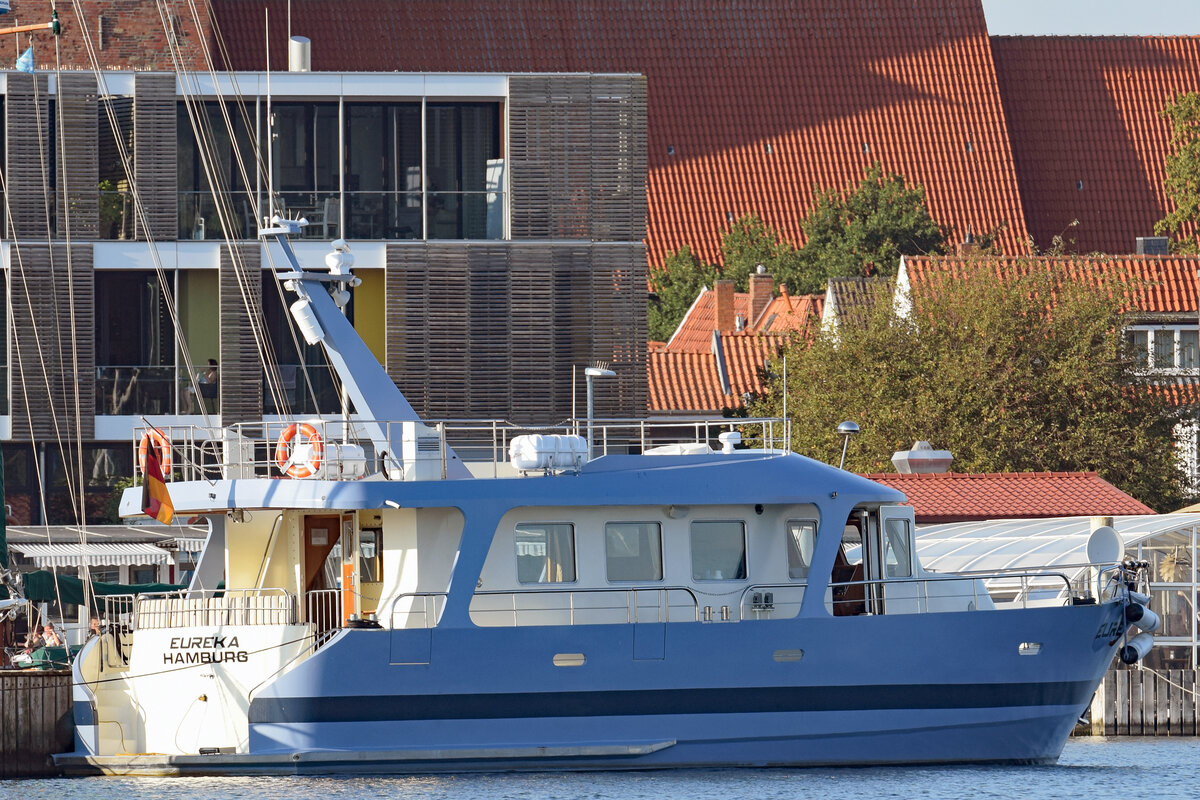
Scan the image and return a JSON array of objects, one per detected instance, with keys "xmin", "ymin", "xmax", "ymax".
[{"xmin": 864, "ymin": 471, "xmax": 1156, "ymax": 522}]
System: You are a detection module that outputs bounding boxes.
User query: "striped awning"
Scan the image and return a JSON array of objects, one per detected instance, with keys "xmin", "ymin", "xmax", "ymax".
[
  {"xmin": 9, "ymin": 542, "xmax": 171, "ymax": 568},
  {"xmin": 170, "ymin": 537, "xmax": 207, "ymax": 553}
]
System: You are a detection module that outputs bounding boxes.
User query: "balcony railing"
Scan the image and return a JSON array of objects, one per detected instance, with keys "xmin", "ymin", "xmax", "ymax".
[
  {"xmin": 178, "ymin": 191, "xmax": 258, "ymax": 240},
  {"xmin": 96, "ymin": 365, "xmax": 220, "ymax": 416}
]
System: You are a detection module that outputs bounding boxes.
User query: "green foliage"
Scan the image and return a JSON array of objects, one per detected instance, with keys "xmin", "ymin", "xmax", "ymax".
[
  {"xmin": 719, "ymin": 213, "xmax": 805, "ymax": 293},
  {"xmin": 1157, "ymin": 92, "xmax": 1200, "ymax": 252},
  {"xmin": 751, "ymin": 267, "xmax": 1186, "ymax": 511},
  {"xmin": 101, "ymin": 476, "xmax": 137, "ymax": 525},
  {"xmin": 648, "ymin": 245, "xmax": 719, "ymax": 342},
  {"xmin": 795, "ymin": 161, "xmax": 947, "ymax": 289}
]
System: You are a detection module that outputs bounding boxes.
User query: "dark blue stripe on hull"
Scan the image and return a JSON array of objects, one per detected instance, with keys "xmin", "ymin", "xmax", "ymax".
[{"xmin": 249, "ymin": 681, "xmax": 1095, "ymax": 724}]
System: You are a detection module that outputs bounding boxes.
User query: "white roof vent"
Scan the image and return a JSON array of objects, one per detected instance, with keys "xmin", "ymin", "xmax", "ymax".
[{"xmin": 891, "ymin": 441, "xmax": 953, "ymax": 474}]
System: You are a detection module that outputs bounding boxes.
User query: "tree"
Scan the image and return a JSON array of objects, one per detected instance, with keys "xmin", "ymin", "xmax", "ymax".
[
  {"xmin": 750, "ymin": 267, "xmax": 1186, "ymax": 511},
  {"xmin": 719, "ymin": 213, "xmax": 806, "ymax": 293},
  {"xmin": 795, "ymin": 161, "xmax": 947, "ymax": 289},
  {"xmin": 1157, "ymin": 91, "xmax": 1200, "ymax": 253},
  {"xmin": 648, "ymin": 245, "xmax": 719, "ymax": 342}
]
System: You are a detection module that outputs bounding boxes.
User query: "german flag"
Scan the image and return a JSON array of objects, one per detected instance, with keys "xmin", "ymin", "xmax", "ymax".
[{"xmin": 141, "ymin": 446, "xmax": 174, "ymax": 524}]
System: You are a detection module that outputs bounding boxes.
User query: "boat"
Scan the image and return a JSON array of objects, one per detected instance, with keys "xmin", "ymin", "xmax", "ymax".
[{"xmin": 54, "ymin": 221, "xmax": 1156, "ymax": 775}]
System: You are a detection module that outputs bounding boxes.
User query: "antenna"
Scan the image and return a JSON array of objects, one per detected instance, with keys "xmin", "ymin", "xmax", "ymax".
[{"xmin": 265, "ymin": 8, "xmax": 275, "ymax": 227}]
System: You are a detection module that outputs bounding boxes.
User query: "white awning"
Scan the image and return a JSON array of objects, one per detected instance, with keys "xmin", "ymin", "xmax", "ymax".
[
  {"xmin": 9, "ymin": 542, "xmax": 171, "ymax": 568},
  {"xmin": 170, "ymin": 537, "xmax": 207, "ymax": 553}
]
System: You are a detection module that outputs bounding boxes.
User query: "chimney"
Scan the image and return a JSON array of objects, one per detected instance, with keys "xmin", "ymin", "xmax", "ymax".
[
  {"xmin": 749, "ymin": 265, "xmax": 773, "ymax": 326},
  {"xmin": 956, "ymin": 230, "xmax": 979, "ymax": 257},
  {"xmin": 715, "ymin": 280, "xmax": 735, "ymax": 332},
  {"xmin": 779, "ymin": 282, "xmax": 792, "ymax": 311}
]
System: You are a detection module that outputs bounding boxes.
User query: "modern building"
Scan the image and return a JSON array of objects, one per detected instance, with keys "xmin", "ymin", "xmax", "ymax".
[{"xmin": 0, "ymin": 59, "xmax": 648, "ymax": 522}]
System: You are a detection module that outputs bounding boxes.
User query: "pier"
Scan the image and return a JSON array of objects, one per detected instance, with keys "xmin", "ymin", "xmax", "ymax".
[
  {"xmin": 0, "ymin": 670, "xmax": 73, "ymax": 777},
  {"xmin": 1090, "ymin": 669, "xmax": 1200, "ymax": 735}
]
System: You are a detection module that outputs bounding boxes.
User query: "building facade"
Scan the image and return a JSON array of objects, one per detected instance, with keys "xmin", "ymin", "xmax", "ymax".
[{"xmin": 0, "ymin": 68, "xmax": 648, "ymax": 523}]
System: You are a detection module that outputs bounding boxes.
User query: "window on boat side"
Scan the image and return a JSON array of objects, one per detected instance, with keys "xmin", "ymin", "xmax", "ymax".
[
  {"xmin": 690, "ymin": 521, "xmax": 747, "ymax": 581},
  {"xmin": 882, "ymin": 517, "xmax": 913, "ymax": 578},
  {"xmin": 515, "ymin": 523, "xmax": 577, "ymax": 584},
  {"xmin": 359, "ymin": 527, "xmax": 382, "ymax": 582},
  {"xmin": 786, "ymin": 520, "xmax": 817, "ymax": 580},
  {"xmin": 605, "ymin": 522, "xmax": 663, "ymax": 582}
]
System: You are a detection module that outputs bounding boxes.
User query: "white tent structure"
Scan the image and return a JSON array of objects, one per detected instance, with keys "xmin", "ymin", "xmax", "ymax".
[{"xmin": 918, "ymin": 513, "xmax": 1200, "ymax": 670}]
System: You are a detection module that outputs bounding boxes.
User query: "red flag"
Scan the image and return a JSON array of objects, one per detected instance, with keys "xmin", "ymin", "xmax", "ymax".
[{"xmin": 141, "ymin": 446, "xmax": 174, "ymax": 524}]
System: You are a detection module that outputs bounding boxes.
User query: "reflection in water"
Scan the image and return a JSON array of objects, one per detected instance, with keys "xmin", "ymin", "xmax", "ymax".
[{"xmin": 10, "ymin": 738, "xmax": 1200, "ymax": 800}]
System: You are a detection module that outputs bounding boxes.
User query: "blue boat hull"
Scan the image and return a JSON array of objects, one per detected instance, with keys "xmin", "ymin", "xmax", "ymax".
[{"xmin": 238, "ymin": 601, "xmax": 1121, "ymax": 772}]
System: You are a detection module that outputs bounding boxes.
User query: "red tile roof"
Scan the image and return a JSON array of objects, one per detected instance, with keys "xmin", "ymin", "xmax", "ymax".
[
  {"xmin": 664, "ymin": 287, "xmax": 752, "ymax": 354},
  {"xmin": 991, "ymin": 36, "xmax": 1200, "ymax": 255},
  {"xmin": 753, "ymin": 292, "xmax": 824, "ymax": 335},
  {"xmin": 210, "ymin": 0, "xmax": 1031, "ymax": 265},
  {"xmin": 864, "ymin": 471, "xmax": 1156, "ymax": 523},
  {"xmin": 648, "ymin": 333, "xmax": 785, "ymax": 414},
  {"xmin": 900, "ymin": 254, "xmax": 1200, "ymax": 315},
  {"xmin": 648, "ymin": 350, "xmax": 724, "ymax": 414}
]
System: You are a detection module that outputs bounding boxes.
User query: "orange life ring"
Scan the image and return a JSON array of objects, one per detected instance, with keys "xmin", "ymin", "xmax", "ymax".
[
  {"xmin": 275, "ymin": 422, "xmax": 324, "ymax": 479},
  {"xmin": 138, "ymin": 429, "xmax": 173, "ymax": 475}
]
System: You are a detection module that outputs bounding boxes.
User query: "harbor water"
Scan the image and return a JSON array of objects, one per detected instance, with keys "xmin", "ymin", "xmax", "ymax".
[{"xmin": 4, "ymin": 738, "xmax": 1199, "ymax": 799}]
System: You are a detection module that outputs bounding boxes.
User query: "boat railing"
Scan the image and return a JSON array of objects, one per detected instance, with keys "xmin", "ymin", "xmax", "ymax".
[
  {"xmin": 387, "ymin": 592, "xmax": 448, "ymax": 630},
  {"xmin": 824, "ymin": 569, "xmax": 1077, "ymax": 615},
  {"xmin": 304, "ymin": 589, "xmax": 343, "ymax": 638},
  {"xmin": 133, "ymin": 416, "xmax": 791, "ymax": 483},
  {"xmin": 133, "ymin": 588, "xmax": 297, "ymax": 629},
  {"xmin": 468, "ymin": 586, "xmax": 701, "ymax": 627}
]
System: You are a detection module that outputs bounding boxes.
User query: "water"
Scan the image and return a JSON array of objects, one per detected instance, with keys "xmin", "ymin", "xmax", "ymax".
[{"xmin": 5, "ymin": 738, "xmax": 1196, "ymax": 800}]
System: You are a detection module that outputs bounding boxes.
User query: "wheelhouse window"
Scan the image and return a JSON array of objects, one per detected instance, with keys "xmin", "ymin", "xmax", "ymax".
[
  {"xmin": 786, "ymin": 520, "xmax": 816, "ymax": 580},
  {"xmin": 515, "ymin": 523, "xmax": 576, "ymax": 584},
  {"xmin": 883, "ymin": 517, "xmax": 913, "ymax": 578},
  {"xmin": 605, "ymin": 522, "xmax": 663, "ymax": 582},
  {"xmin": 690, "ymin": 521, "xmax": 746, "ymax": 581}
]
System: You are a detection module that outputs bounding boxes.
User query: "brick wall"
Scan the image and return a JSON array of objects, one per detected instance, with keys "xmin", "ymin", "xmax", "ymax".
[{"xmin": 2, "ymin": 1, "xmax": 210, "ymax": 71}]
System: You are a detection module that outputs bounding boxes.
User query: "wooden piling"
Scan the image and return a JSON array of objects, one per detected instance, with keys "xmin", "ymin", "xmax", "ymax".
[{"xmin": 0, "ymin": 670, "xmax": 73, "ymax": 777}]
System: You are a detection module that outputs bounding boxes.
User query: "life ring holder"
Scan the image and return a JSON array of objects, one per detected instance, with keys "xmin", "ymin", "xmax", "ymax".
[
  {"xmin": 275, "ymin": 422, "xmax": 325, "ymax": 479},
  {"xmin": 138, "ymin": 429, "xmax": 173, "ymax": 475}
]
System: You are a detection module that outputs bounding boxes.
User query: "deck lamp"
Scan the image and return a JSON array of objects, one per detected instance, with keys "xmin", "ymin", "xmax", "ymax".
[
  {"xmin": 837, "ymin": 420, "xmax": 859, "ymax": 470},
  {"xmin": 585, "ymin": 366, "xmax": 616, "ymax": 460}
]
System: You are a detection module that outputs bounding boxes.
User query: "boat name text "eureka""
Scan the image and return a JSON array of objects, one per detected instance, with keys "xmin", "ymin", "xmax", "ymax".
[{"xmin": 163, "ymin": 635, "xmax": 249, "ymax": 665}]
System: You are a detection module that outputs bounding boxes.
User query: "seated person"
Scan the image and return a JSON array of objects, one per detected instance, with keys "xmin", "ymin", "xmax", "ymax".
[
  {"xmin": 21, "ymin": 628, "xmax": 43, "ymax": 653},
  {"xmin": 41, "ymin": 623, "xmax": 64, "ymax": 647}
]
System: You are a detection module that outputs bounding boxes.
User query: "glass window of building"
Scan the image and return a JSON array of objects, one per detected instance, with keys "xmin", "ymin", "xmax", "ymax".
[
  {"xmin": 515, "ymin": 523, "xmax": 576, "ymax": 584},
  {"xmin": 690, "ymin": 521, "xmax": 747, "ymax": 581},
  {"xmin": 271, "ymin": 102, "xmax": 338, "ymax": 238},
  {"xmin": 177, "ymin": 101, "xmax": 257, "ymax": 240},
  {"xmin": 344, "ymin": 103, "xmax": 421, "ymax": 240},
  {"xmin": 605, "ymin": 522, "xmax": 663, "ymax": 582},
  {"xmin": 95, "ymin": 271, "xmax": 176, "ymax": 415},
  {"xmin": 177, "ymin": 269, "xmax": 219, "ymax": 415},
  {"xmin": 98, "ymin": 96, "xmax": 133, "ymax": 239},
  {"xmin": 426, "ymin": 103, "xmax": 502, "ymax": 239},
  {"xmin": 261, "ymin": 271, "xmax": 342, "ymax": 415}
]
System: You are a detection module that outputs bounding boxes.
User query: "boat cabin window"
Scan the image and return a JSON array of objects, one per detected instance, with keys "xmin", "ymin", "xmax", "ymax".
[
  {"xmin": 359, "ymin": 527, "xmax": 382, "ymax": 582},
  {"xmin": 690, "ymin": 521, "xmax": 747, "ymax": 581},
  {"xmin": 515, "ymin": 523, "xmax": 577, "ymax": 584},
  {"xmin": 883, "ymin": 517, "xmax": 913, "ymax": 578},
  {"xmin": 605, "ymin": 522, "xmax": 663, "ymax": 582},
  {"xmin": 786, "ymin": 520, "xmax": 817, "ymax": 579}
]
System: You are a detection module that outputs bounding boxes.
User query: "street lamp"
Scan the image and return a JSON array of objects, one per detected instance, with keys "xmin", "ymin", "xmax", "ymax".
[{"xmin": 585, "ymin": 366, "xmax": 616, "ymax": 459}]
